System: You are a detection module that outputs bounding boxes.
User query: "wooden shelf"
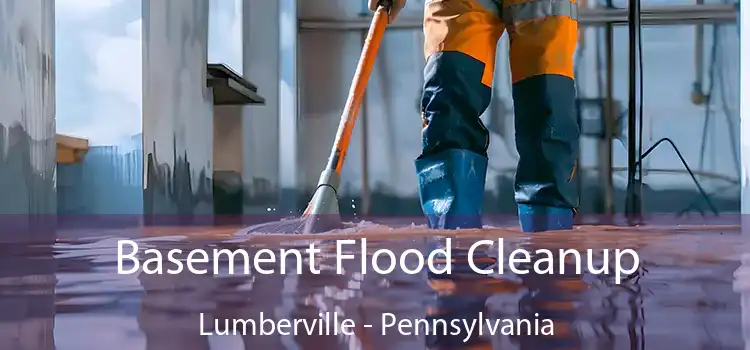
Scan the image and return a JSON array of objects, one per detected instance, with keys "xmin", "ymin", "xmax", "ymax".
[{"xmin": 56, "ymin": 134, "xmax": 89, "ymax": 164}]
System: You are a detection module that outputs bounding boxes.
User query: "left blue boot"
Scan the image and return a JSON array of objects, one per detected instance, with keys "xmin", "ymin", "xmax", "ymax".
[
  {"xmin": 518, "ymin": 204, "xmax": 574, "ymax": 232},
  {"xmin": 415, "ymin": 149, "xmax": 488, "ymax": 230}
]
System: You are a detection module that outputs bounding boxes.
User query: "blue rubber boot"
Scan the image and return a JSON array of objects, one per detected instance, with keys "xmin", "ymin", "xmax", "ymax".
[
  {"xmin": 415, "ymin": 149, "xmax": 487, "ymax": 230},
  {"xmin": 518, "ymin": 204, "xmax": 574, "ymax": 232}
]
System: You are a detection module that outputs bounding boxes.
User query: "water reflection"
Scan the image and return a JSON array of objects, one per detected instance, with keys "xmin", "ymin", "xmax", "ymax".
[
  {"xmin": 5, "ymin": 226, "xmax": 741, "ymax": 349},
  {"xmin": 734, "ymin": 224, "xmax": 750, "ymax": 350},
  {"xmin": 0, "ymin": 243, "xmax": 56, "ymax": 350},
  {"xmin": 422, "ymin": 236, "xmax": 590, "ymax": 350},
  {"xmin": 136, "ymin": 242, "xmax": 216, "ymax": 350},
  {"xmin": 512, "ymin": 236, "xmax": 588, "ymax": 350}
]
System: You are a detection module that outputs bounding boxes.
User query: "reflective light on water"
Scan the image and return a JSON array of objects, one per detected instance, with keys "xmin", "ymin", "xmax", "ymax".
[{"xmin": 0, "ymin": 225, "xmax": 744, "ymax": 349}]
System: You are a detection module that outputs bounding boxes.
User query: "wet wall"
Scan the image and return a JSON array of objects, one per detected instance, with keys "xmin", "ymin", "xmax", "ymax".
[
  {"xmin": 0, "ymin": 1, "xmax": 57, "ymax": 344},
  {"xmin": 242, "ymin": 0, "xmax": 284, "ymax": 214},
  {"xmin": 207, "ymin": 0, "xmax": 244, "ymax": 220},
  {"xmin": 213, "ymin": 106, "xmax": 244, "ymax": 218},
  {"xmin": 0, "ymin": 0, "xmax": 56, "ymax": 240},
  {"xmin": 739, "ymin": 4, "xmax": 749, "ymax": 346},
  {"xmin": 142, "ymin": 0, "xmax": 214, "ymax": 223},
  {"xmin": 277, "ymin": 0, "xmax": 300, "ymax": 214},
  {"xmin": 741, "ymin": 1, "xmax": 749, "ymax": 216}
]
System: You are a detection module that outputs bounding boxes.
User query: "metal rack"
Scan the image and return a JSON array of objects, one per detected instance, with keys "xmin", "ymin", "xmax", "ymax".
[{"xmin": 298, "ymin": 4, "xmax": 737, "ymax": 30}]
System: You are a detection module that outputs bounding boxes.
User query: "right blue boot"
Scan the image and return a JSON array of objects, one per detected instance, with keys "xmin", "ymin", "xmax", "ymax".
[
  {"xmin": 415, "ymin": 149, "xmax": 488, "ymax": 230},
  {"xmin": 518, "ymin": 204, "xmax": 574, "ymax": 232}
]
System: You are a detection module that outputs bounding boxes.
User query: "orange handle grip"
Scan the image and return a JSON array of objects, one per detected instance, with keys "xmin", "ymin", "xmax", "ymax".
[{"xmin": 324, "ymin": 6, "xmax": 389, "ymax": 174}]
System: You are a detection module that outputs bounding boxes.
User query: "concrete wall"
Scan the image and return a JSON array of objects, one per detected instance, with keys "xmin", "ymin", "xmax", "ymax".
[
  {"xmin": 0, "ymin": 0, "xmax": 56, "ymax": 343},
  {"xmin": 213, "ymin": 107, "xmax": 243, "ymax": 174},
  {"xmin": 242, "ymin": 0, "xmax": 282, "ymax": 213},
  {"xmin": 142, "ymin": 0, "xmax": 214, "ymax": 222},
  {"xmin": 278, "ymin": 0, "xmax": 299, "ymax": 213},
  {"xmin": 213, "ymin": 106, "xmax": 244, "ymax": 218},
  {"xmin": 0, "ymin": 0, "xmax": 56, "ymax": 218},
  {"xmin": 739, "ymin": 2, "xmax": 749, "ymax": 347},
  {"xmin": 741, "ymin": 0, "xmax": 749, "ymax": 217}
]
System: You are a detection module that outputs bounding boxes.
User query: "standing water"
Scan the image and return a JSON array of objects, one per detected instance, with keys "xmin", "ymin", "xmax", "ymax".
[{"xmin": 0, "ymin": 222, "xmax": 744, "ymax": 350}]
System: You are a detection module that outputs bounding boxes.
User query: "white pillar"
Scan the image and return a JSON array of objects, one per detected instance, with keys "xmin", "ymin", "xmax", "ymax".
[
  {"xmin": 741, "ymin": 0, "xmax": 749, "ymax": 217},
  {"xmin": 739, "ymin": 3, "xmax": 750, "ymax": 350},
  {"xmin": 279, "ymin": 0, "xmax": 300, "ymax": 213},
  {"xmin": 0, "ymin": 0, "xmax": 56, "ymax": 234},
  {"xmin": 243, "ymin": 0, "xmax": 299, "ymax": 214},
  {"xmin": 142, "ymin": 0, "xmax": 215, "ymax": 223},
  {"xmin": 242, "ymin": 0, "xmax": 279, "ymax": 214}
]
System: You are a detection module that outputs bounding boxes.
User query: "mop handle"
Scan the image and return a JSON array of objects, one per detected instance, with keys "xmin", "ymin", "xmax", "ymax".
[{"xmin": 323, "ymin": 5, "xmax": 390, "ymax": 174}]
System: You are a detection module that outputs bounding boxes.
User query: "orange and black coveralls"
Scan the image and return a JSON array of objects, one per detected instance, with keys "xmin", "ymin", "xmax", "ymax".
[{"xmin": 416, "ymin": 0, "xmax": 580, "ymax": 231}]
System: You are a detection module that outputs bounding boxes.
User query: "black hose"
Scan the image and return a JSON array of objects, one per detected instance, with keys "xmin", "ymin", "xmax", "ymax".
[
  {"xmin": 637, "ymin": 138, "xmax": 720, "ymax": 215},
  {"xmin": 624, "ymin": 0, "xmax": 641, "ymax": 222}
]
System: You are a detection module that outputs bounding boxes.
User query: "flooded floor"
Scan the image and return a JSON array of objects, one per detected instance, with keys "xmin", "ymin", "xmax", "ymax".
[{"xmin": 1, "ymin": 222, "xmax": 746, "ymax": 350}]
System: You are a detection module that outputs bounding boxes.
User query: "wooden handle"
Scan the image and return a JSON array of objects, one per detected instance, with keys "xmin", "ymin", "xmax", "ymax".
[{"xmin": 325, "ymin": 6, "xmax": 389, "ymax": 174}]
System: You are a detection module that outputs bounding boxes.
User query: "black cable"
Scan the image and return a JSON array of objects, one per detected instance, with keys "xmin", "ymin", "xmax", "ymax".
[
  {"xmin": 679, "ymin": 182, "xmax": 737, "ymax": 216},
  {"xmin": 637, "ymin": 138, "xmax": 719, "ymax": 215},
  {"xmin": 624, "ymin": 0, "xmax": 641, "ymax": 222},
  {"xmin": 587, "ymin": 0, "xmax": 725, "ymax": 218},
  {"xmin": 636, "ymin": 0, "xmax": 644, "ymax": 195}
]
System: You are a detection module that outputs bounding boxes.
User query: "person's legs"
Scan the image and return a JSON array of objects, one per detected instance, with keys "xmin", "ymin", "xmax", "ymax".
[
  {"xmin": 505, "ymin": 0, "xmax": 580, "ymax": 232},
  {"xmin": 418, "ymin": 0, "xmax": 505, "ymax": 230}
]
